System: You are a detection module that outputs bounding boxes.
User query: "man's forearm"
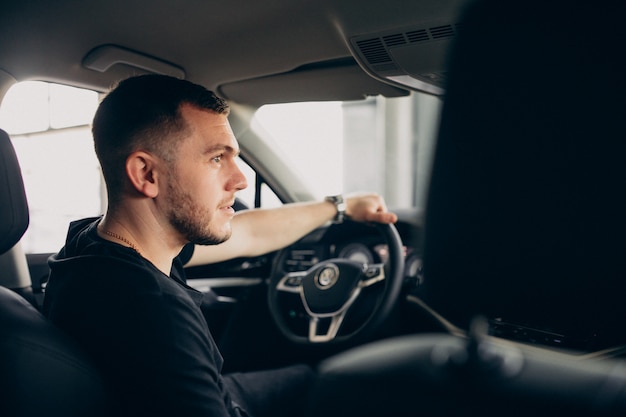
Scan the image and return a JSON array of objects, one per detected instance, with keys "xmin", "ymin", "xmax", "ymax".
[
  {"xmin": 186, "ymin": 200, "xmax": 337, "ymax": 266},
  {"xmin": 186, "ymin": 193, "xmax": 396, "ymax": 267}
]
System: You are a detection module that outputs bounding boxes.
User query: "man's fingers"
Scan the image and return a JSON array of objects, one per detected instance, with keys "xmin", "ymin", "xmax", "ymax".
[{"xmin": 365, "ymin": 211, "xmax": 398, "ymax": 224}]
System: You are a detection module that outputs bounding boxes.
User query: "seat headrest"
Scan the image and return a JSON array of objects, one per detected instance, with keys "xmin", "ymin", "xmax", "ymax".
[
  {"xmin": 421, "ymin": 0, "xmax": 626, "ymax": 350},
  {"xmin": 0, "ymin": 128, "xmax": 29, "ymax": 255}
]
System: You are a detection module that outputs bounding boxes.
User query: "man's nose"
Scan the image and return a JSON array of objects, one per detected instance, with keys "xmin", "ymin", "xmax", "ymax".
[{"xmin": 229, "ymin": 162, "xmax": 248, "ymax": 191}]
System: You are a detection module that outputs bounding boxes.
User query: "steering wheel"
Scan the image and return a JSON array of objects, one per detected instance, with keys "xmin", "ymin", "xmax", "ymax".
[{"xmin": 268, "ymin": 223, "xmax": 405, "ymax": 344}]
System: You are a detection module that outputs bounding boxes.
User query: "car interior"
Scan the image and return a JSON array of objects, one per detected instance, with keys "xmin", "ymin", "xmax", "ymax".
[{"xmin": 2, "ymin": 0, "xmax": 626, "ymax": 415}]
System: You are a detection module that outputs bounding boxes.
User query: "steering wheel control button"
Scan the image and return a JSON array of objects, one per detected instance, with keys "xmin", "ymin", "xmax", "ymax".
[
  {"xmin": 286, "ymin": 276, "xmax": 303, "ymax": 287},
  {"xmin": 278, "ymin": 272, "xmax": 307, "ymax": 293},
  {"xmin": 315, "ymin": 264, "xmax": 340, "ymax": 290},
  {"xmin": 361, "ymin": 264, "xmax": 385, "ymax": 287},
  {"xmin": 365, "ymin": 265, "xmax": 382, "ymax": 278}
]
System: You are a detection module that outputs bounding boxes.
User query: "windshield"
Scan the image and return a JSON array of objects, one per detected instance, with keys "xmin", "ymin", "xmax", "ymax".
[{"xmin": 253, "ymin": 92, "xmax": 441, "ymax": 211}]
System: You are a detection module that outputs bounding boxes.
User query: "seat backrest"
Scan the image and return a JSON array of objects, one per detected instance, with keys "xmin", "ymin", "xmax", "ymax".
[
  {"xmin": 0, "ymin": 128, "xmax": 35, "ymax": 301},
  {"xmin": 0, "ymin": 128, "xmax": 113, "ymax": 416},
  {"xmin": 0, "ymin": 128, "xmax": 28, "ymax": 254},
  {"xmin": 421, "ymin": 0, "xmax": 626, "ymax": 351},
  {"xmin": 0, "ymin": 286, "xmax": 113, "ymax": 417}
]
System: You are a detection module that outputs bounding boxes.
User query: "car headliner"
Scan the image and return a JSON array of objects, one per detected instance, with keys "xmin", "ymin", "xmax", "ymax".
[{"xmin": 0, "ymin": 0, "xmax": 465, "ymax": 105}]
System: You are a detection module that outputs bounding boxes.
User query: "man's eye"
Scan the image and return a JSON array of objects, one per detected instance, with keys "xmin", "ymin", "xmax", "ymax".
[{"xmin": 212, "ymin": 155, "xmax": 223, "ymax": 163}]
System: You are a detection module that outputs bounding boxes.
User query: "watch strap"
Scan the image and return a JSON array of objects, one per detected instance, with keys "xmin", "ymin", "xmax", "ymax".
[{"xmin": 325, "ymin": 195, "xmax": 346, "ymax": 224}]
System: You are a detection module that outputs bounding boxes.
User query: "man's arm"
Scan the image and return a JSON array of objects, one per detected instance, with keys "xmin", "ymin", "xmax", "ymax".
[{"xmin": 185, "ymin": 192, "xmax": 397, "ymax": 267}]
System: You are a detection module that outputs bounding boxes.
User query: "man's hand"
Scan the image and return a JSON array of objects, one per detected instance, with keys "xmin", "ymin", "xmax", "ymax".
[{"xmin": 345, "ymin": 192, "xmax": 398, "ymax": 224}]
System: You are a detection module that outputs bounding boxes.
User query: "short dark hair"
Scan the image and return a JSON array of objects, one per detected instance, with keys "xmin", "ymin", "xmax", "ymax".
[{"xmin": 92, "ymin": 74, "xmax": 229, "ymax": 202}]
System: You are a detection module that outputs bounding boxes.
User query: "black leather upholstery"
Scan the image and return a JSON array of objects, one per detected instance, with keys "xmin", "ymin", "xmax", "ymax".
[
  {"xmin": 422, "ymin": 0, "xmax": 626, "ymax": 350},
  {"xmin": 0, "ymin": 128, "xmax": 113, "ymax": 416},
  {"xmin": 0, "ymin": 128, "xmax": 28, "ymax": 254},
  {"xmin": 0, "ymin": 286, "xmax": 112, "ymax": 417},
  {"xmin": 309, "ymin": 332, "xmax": 626, "ymax": 417}
]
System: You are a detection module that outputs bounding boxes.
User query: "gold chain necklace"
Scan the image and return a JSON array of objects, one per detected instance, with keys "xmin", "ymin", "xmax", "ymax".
[{"xmin": 102, "ymin": 230, "xmax": 141, "ymax": 255}]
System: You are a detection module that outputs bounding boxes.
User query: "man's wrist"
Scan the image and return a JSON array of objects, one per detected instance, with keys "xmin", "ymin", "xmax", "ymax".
[{"xmin": 325, "ymin": 194, "xmax": 346, "ymax": 224}]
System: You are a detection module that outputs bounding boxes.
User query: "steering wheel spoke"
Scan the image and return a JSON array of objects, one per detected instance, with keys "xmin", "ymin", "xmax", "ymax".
[{"xmin": 308, "ymin": 312, "xmax": 349, "ymax": 343}]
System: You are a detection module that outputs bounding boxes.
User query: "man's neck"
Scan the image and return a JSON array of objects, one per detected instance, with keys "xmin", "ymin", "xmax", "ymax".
[{"xmin": 97, "ymin": 210, "xmax": 184, "ymax": 276}]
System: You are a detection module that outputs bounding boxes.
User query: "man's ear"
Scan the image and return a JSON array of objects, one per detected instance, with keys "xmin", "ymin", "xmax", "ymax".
[{"xmin": 125, "ymin": 151, "xmax": 161, "ymax": 198}]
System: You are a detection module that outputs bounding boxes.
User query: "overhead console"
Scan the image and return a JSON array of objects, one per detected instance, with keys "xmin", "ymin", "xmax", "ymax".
[{"xmin": 348, "ymin": 21, "xmax": 461, "ymax": 96}]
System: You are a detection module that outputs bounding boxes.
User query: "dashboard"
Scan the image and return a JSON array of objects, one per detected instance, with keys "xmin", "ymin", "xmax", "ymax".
[{"xmin": 274, "ymin": 213, "xmax": 423, "ymax": 286}]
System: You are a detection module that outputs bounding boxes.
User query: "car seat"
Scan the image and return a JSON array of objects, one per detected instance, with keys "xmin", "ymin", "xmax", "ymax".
[
  {"xmin": 0, "ymin": 128, "xmax": 114, "ymax": 417},
  {"xmin": 421, "ymin": 0, "xmax": 626, "ymax": 352},
  {"xmin": 308, "ymin": 0, "xmax": 626, "ymax": 415}
]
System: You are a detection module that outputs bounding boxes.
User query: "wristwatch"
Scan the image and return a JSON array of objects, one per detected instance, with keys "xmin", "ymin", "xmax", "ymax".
[{"xmin": 325, "ymin": 194, "xmax": 346, "ymax": 224}]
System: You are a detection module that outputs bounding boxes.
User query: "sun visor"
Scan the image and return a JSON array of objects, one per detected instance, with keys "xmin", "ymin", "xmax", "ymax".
[
  {"xmin": 218, "ymin": 62, "xmax": 409, "ymax": 106},
  {"xmin": 349, "ymin": 23, "xmax": 461, "ymax": 96}
]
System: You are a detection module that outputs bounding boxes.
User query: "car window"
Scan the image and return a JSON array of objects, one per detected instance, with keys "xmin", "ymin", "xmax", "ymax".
[
  {"xmin": 253, "ymin": 92, "xmax": 441, "ymax": 210},
  {"xmin": 234, "ymin": 157, "xmax": 282, "ymax": 209},
  {"xmin": 1, "ymin": 82, "xmax": 102, "ymax": 254},
  {"xmin": 254, "ymin": 101, "xmax": 344, "ymax": 198}
]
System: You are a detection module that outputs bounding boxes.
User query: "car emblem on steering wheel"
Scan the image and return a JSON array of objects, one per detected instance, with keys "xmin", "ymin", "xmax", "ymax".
[{"xmin": 315, "ymin": 264, "xmax": 339, "ymax": 289}]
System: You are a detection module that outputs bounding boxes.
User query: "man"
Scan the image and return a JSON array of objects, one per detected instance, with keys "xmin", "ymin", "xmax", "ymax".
[{"xmin": 43, "ymin": 74, "xmax": 397, "ymax": 417}]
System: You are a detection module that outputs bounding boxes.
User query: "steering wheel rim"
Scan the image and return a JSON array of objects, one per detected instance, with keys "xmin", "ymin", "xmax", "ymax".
[{"xmin": 268, "ymin": 222, "xmax": 404, "ymax": 345}]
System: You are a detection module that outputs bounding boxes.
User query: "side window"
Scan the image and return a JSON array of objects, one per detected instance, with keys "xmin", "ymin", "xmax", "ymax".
[
  {"xmin": 235, "ymin": 157, "xmax": 282, "ymax": 210},
  {"xmin": 0, "ymin": 82, "xmax": 102, "ymax": 254},
  {"xmin": 0, "ymin": 81, "xmax": 280, "ymax": 254}
]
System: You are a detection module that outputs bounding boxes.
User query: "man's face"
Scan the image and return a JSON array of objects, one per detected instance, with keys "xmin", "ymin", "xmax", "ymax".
[{"xmin": 164, "ymin": 104, "xmax": 247, "ymax": 245}]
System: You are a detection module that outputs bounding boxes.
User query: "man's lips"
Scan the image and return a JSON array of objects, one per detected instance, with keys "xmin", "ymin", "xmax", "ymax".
[{"xmin": 219, "ymin": 201, "xmax": 236, "ymax": 214}]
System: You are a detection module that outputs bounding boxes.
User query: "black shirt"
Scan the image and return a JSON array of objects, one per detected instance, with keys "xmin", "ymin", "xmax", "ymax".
[{"xmin": 43, "ymin": 217, "xmax": 247, "ymax": 417}]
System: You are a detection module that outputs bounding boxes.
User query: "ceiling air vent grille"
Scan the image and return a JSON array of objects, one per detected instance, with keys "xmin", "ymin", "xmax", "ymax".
[
  {"xmin": 383, "ymin": 33, "xmax": 407, "ymax": 47},
  {"xmin": 355, "ymin": 22, "xmax": 461, "ymax": 67},
  {"xmin": 356, "ymin": 38, "xmax": 393, "ymax": 65},
  {"xmin": 429, "ymin": 25, "xmax": 455, "ymax": 39},
  {"xmin": 406, "ymin": 29, "xmax": 429, "ymax": 43}
]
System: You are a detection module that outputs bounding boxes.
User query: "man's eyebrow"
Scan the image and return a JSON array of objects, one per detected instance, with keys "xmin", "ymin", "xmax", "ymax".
[{"xmin": 204, "ymin": 145, "xmax": 240, "ymax": 157}]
